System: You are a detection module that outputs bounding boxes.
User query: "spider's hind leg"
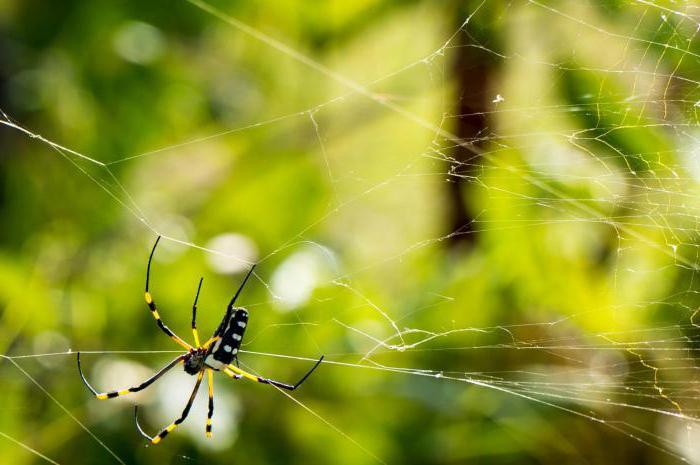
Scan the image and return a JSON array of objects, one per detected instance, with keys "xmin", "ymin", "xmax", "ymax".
[
  {"xmin": 224, "ymin": 355, "xmax": 325, "ymax": 391},
  {"xmin": 135, "ymin": 370, "xmax": 204, "ymax": 444},
  {"xmin": 206, "ymin": 369, "xmax": 214, "ymax": 437}
]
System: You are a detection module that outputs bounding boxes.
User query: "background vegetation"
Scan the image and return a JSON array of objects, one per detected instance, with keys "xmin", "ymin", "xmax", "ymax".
[{"xmin": 0, "ymin": 0, "xmax": 699, "ymax": 464}]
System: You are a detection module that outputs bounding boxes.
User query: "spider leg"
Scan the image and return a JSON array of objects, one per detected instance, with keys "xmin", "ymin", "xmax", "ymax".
[
  {"xmin": 223, "ymin": 355, "xmax": 324, "ymax": 391},
  {"xmin": 210, "ymin": 264, "xmax": 257, "ymax": 341},
  {"xmin": 206, "ymin": 369, "xmax": 214, "ymax": 437},
  {"xmin": 77, "ymin": 352, "xmax": 185, "ymax": 399},
  {"xmin": 192, "ymin": 277, "xmax": 204, "ymax": 347},
  {"xmin": 200, "ymin": 264, "xmax": 257, "ymax": 351},
  {"xmin": 202, "ymin": 336, "xmax": 220, "ymax": 349},
  {"xmin": 224, "ymin": 370, "xmax": 243, "ymax": 380},
  {"xmin": 144, "ymin": 236, "xmax": 192, "ymax": 351},
  {"xmin": 135, "ymin": 370, "xmax": 204, "ymax": 444}
]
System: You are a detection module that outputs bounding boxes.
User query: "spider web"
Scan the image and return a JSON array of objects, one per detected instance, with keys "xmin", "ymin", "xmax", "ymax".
[{"xmin": 1, "ymin": 0, "xmax": 700, "ymax": 463}]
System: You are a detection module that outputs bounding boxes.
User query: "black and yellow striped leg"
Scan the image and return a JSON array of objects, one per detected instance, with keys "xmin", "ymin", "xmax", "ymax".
[
  {"xmin": 223, "ymin": 355, "xmax": 324, "ymax": 391},
  {"xmin": 206, "ymin": 369, "xmax": 214, "ymax": 437},
  {"xmin": 145, "ymin": 236, "xmax": 192, "ymax": 351},
  {"xmin": 223, "ymin": 369, "xmax": 243, "ymax": 380},
  {"xmin": 135, "ymin": 370, "xmax": 204, "ymax": 445},
  {"xmin": 192, "ymin": 277, "xmax": 203, "ymax": 348},
  {"xmin": 202, "ymin": 335, "xmax": 220, "ymax": 349},
  {"xmin": 212, "ymin": 264, "xmax": 257, "ymax": 339},
  {"xmin": 77, "ymin": 352, "xmax": 185, "ymax": 399}
]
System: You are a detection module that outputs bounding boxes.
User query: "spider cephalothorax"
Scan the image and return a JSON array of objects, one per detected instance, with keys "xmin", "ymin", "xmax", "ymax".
[
  {"xmin": 183, "ymin": 348, "xmax": 207, "ymax": 375},
  {"xmin": 77, "ymin": 236, "xmax": 324, "ymax": 444}
]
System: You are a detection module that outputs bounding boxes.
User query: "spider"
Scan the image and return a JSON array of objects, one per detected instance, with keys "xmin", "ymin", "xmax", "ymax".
[{"xmin": 77, "ymin": 236, "xmax": 324, "ymax": 444}]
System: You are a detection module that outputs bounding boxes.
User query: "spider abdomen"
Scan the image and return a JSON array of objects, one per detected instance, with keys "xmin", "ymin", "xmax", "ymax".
[{"xmin": 205, "ymin": 308, "xmax": 248, "ymax": 370}]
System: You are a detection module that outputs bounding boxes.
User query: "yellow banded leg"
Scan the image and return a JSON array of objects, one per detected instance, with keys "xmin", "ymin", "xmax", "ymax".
[
  {"xmin": 191, "ymin": 277, "xmax": 203, "ymax": 348},
  {"xmin": 144, "ymin": 292, "xmax": 192, "ymax": 350},
  {"xmin": 225, "ymin": 365, "xmax": 259, "ymax": 383},
  {"xmin": 193, "ymin": 328, "xmax": 201, "ymax": 348},
  {"xmin": 144, "ymin": 236, "xmax": 191, "ymax": 351},
  {"xmin": 96, "ymin": 388, "xmax": 131, "ymax": 400},
  {"xmin": 151, "ymin": 371, "xmax": 204, "ymax": 444},
  {"xmin": 224, "ymin": 356, "xmax": 324, "ymax": 391},
  {"xmin": 78, "ymin": 353, "xmax": 185, "ymax": 400},
  {"xmin": 206, "ymin": 369, "xmax": 214, "ymax": 437},
  {"xmin": 202, "ymin": 336, "xmax": 220, "ymax": 349},
  {"xmin": 223, "ymin": 367, "xmax": 243, "ymax": 380}
]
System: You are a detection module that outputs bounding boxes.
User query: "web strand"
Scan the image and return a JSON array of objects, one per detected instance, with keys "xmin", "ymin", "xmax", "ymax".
[{"xmin": 1, "ymin": 0, "xmax": 699, "ymax": 461}]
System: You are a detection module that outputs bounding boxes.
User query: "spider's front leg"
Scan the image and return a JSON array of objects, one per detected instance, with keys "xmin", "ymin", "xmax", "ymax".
[
  {"xmin": 191, "ymin": 277, "xmax": 204, "ymax": 348},
  {"xmin": 201, "ymin": 264, "xmax": 257, "ymax": 350},
  {"xmin": 144, "ymin": 236, "xmax": 192, "ymax": 351}
]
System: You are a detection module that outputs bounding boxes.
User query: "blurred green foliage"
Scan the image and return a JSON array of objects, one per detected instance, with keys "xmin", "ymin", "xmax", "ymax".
[{"xmin": 0, "ymin": 0, "xmax": 699, "ymax": 464}]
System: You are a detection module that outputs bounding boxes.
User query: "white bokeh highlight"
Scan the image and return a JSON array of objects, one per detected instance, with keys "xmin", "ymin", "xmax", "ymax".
[
  {"xmin": 206, "ymin": 233, "xmax": 258, "ymax": 275},
  {"xmin": 154, "ymin": 371, "xmax": 241, "ymax": 450},
  {"xmin": 271, "ymin": 245, "xmax": 336, "ymax": 311},
  {"xmin": 113, "ymin": 22, "xmax": 165, "ymax": 65}
]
